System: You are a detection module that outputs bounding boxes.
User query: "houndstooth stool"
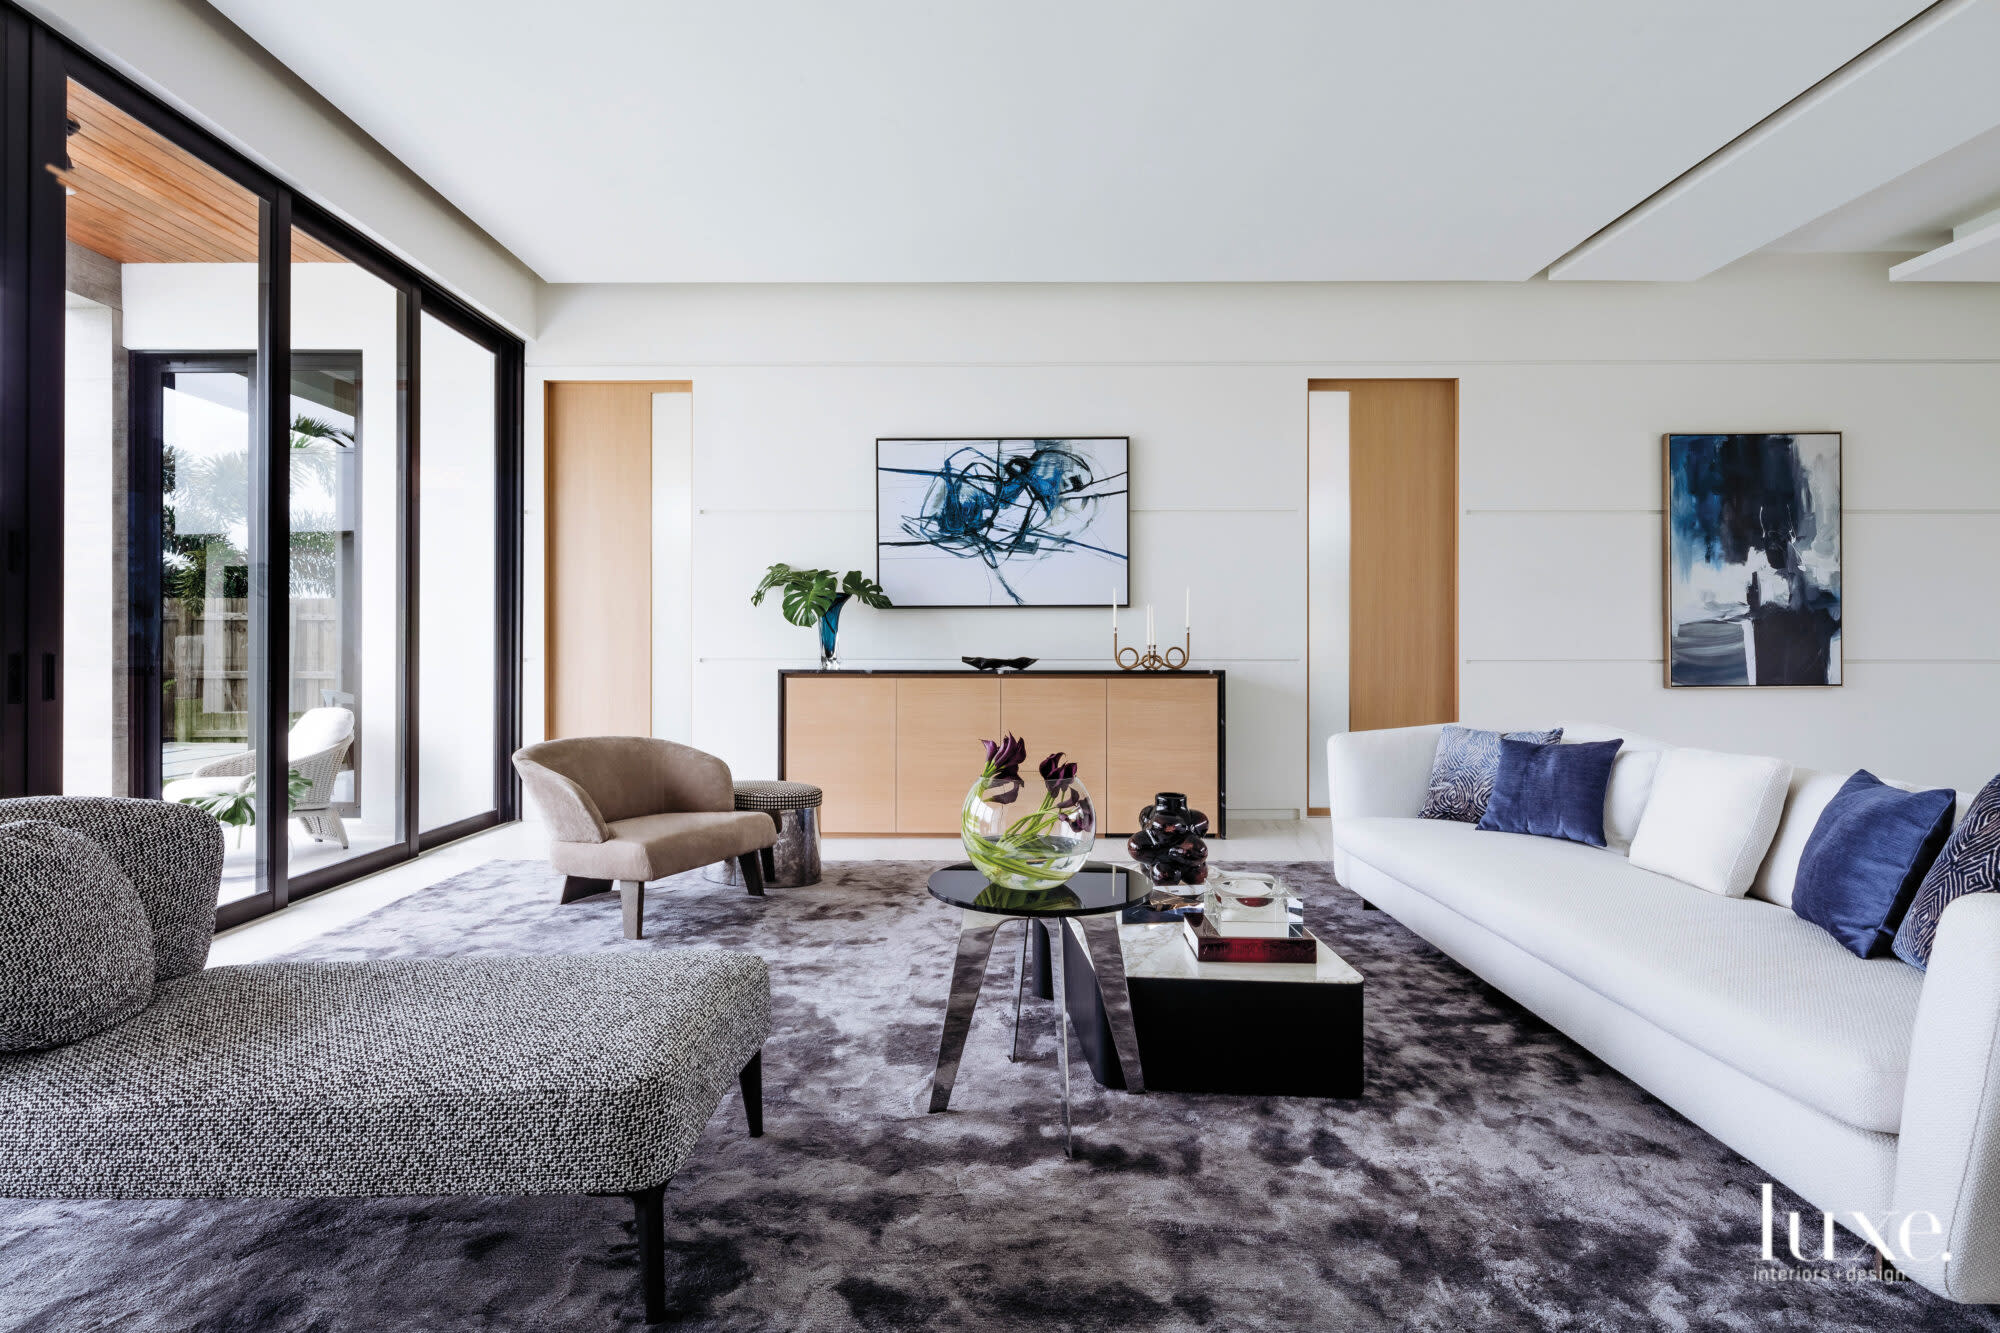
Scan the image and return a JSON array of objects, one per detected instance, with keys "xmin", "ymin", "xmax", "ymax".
[{"xmin": 705, "ymin": 781, "xmax": 823, "ymax": 888}]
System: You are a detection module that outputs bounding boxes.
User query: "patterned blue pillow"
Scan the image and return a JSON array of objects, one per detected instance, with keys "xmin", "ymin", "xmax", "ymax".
[
  {"xmin": 1419, "ymin": 725, "xmax": 1564, "ymax": 824},
  {"xmin": 1893, "ymin": 775, "xmax": 2000, "ymax": 971}
]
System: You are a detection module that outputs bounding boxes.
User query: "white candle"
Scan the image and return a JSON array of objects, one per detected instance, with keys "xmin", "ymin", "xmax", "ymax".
[
  {"xmin": 1111, "ymin": 589, "xmax": 1117, "ymax": 633},
  {"xmin": 1184, "ymin": 587, "xmax": 1190, "ymax": 631},
  {"xmin": 1146, "ymin": 604, "xmax": 1155, "ymax": 646}
]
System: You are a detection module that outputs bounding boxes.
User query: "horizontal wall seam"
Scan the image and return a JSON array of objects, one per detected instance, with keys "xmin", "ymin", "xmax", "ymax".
[
  {"xmin": 525, "ymin": 357, "xmax": 2000, "ymax": 370},
  {"xmin": 696, "ymin": 655, "xmax": 1300, "ymax": 664},
  {"xmin": 1464, "ymin": 657, "xmax": 2000, "ymax": 665},
  {"xmin": 695, "ymin": 505, "xmax": 1301, "ymax": 515},
  {"xmin": 1465, "ymin": 507, "xmax": 2000, "ymax": 516}
]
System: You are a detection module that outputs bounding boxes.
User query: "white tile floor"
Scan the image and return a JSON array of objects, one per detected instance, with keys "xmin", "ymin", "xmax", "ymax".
[{"xmin": 209, "ymin": 817, "xmax": 1335, "ymax": 966}]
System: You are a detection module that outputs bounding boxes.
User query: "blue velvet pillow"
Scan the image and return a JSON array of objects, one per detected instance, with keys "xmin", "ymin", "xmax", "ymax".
[
  {"xmin": 1793, "ymin": 770, "xmax": 1957, "ymax": 959},
  {"xmin": 1892, "ymin": 774, "xmax": 2000, "ymax": 971},
  {"xmin": 1420, "ymin": 725, "xmax": 1563, "ymax": 823},
  {"xmin": 1476, "ymin": 738, "xmax": 1624, "ymax": 848}
]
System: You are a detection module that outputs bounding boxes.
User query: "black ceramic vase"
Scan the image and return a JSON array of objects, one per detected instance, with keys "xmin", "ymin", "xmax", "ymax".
[{"xmin": 1126, "ymin": 791, "xmax": 1211, "ymax": 887}]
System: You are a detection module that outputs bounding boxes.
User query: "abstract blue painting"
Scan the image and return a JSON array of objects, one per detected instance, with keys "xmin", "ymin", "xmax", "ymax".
[
  {"xmin": 1665, "ymin": 433, "xmax": 1841, "ymax": 688},
  {"xmin": 876, "ymin": 437, "xmax": 1129, "ymax": 607}
]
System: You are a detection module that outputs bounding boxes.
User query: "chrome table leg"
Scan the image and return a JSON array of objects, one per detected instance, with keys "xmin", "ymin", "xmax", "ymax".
[
  {"xmin": 928, "ymin": 909, "xmax": 1005, "ymax": 1113},
  {"xmin": 1009, "ymin": 919, "xmax": 1031, "ymax": 1062},
  {"xmin": 1074, "ymin": 914, "xmax": 1147, "ymax": 1094},
  {"xmin": 1050, "ymin": 916, "xmax": 1072, "ymax": 1156}
]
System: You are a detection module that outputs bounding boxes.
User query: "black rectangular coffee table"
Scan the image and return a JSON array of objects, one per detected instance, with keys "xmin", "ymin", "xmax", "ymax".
[{"xmin": 1036, "ymin": 908, "xmax": 1364, "ymax": 1098}]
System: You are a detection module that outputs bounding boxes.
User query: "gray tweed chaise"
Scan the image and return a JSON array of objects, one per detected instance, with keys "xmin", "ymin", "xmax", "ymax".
[{"xmin": 0, "ymin": 796, "xmax": 770, "ymax": 1325}]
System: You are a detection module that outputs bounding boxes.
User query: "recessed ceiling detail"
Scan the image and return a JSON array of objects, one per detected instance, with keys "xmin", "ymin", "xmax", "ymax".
[
  {"xmin": 1552, "ymin": 0, "xmax": 2000, "ymax": 282},
  {"xmin": 207, "ymin": 1, "xmax": 1938, "ymax": 284},
  {"xmin": 1891, "ymin": 204, "xmax": 2000, "ymax": 279}
]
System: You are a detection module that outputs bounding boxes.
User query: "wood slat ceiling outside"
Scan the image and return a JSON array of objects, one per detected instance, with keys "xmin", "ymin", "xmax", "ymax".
[{"xmin": 54, "ymin": 80, "xmax": 343, "ymax": 265}]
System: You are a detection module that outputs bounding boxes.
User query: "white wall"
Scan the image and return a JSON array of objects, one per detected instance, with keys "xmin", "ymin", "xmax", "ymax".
[
  {"xmin": 25, "ymin": 0, "xmax": 538, "ymax": 336},
  {"xmin": 1306, "ymin": 390, "xmax": 1349, "ymax": 811},
  {"xmin": 652, "ymin": 391, "xmax": 695, "ymax": 745},
  {"xmin": 63, "ymin": 300, "xmax": 117, "ymax": 794},
  {"xmin": 526, "ymin": 254, "xmax": 2000, "ymax": 807}
]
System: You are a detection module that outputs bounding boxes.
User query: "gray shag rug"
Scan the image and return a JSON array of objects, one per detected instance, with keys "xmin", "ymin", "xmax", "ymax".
[{"xmin": 2, "ymin": 858, "xmax": 1996, "ymax": 1332}]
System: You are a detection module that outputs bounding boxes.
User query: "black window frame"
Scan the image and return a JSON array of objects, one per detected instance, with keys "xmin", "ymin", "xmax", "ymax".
[{"xmin": 0, "ymin": 4, "xmax": 524, "ymax": 931}]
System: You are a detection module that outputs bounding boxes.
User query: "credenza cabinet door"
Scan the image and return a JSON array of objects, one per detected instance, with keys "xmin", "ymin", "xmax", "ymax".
[
  {"xmin": 896, "ymin": 677, "xmax": 1001, "ymax": 833},
  {"xmin": 784, "ymin": 675, "xmax": 896, "ymax": 833},
  {"xmin": 1105, "ymin": 676, "xmax": 1221, "ymax": 836},
  {"xmin": 999, "ymin": 676, "xmax": 1107, "ymax": 803}
]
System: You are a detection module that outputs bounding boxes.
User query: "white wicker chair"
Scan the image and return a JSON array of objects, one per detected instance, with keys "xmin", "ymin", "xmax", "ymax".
[{"xmin": 162, "ymin": 707, "xmax": 356, "ymax": 848}]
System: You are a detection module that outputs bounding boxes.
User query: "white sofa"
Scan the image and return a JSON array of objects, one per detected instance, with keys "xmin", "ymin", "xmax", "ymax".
[{"xmin": 1328, "ymin": 721, "xmax": 2000, "ymax": 1304}]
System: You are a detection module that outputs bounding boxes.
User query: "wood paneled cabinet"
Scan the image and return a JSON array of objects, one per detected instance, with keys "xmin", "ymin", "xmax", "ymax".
[{"xmin": 780, "ymin": 670, "xmax": 1224, "ymax": 836}]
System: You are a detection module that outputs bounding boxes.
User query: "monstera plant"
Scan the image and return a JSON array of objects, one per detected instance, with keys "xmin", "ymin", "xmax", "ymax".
[{"xmin": 750, "ymin": 565, "xmax": 891, "ymax": 668}]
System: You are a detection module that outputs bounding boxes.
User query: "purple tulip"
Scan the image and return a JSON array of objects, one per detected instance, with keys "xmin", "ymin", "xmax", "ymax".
[
  {"xmin": 1039, "ymin": 751, "xmax": 1078, "ymax": 784},
  {"xmin": 1060, "ymin": 794, "xmax": 1094, "ymax": 833},
  {"xmin": 979, "ymin": 734, "xmax": 1027, "ymax": 804},
  {"xmin": 982, "ymin": 734, "xmax": 1026, "ymax": 771}
]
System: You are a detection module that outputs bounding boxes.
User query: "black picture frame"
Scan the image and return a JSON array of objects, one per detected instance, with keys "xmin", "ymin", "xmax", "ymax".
[{"xmin": 874, "ymin": 436, "xmax": 1131, "ymax": 608}]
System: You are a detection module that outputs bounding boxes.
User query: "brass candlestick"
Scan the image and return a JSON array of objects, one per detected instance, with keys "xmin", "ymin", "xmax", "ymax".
[{"xmin": 1114, "ymin": 628, "xmax": 1189, "ymax": 671}]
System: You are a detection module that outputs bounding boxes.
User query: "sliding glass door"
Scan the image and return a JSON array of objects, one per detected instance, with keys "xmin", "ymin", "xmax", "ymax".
[
  {"xmin": 417, "ymin": 311, "xmax": 500, "ymax": 839},
  {"xmin": 5, "ymin": 22, "xmax": 523, "ymax": 927}
]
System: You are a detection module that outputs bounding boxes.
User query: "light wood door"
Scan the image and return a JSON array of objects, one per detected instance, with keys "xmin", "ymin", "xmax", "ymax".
[
  {"xmin": 544, "ymin": 381, "xmax": 688, "ymax": 739},
  {"xmin": 895, "ymin": 676, "xmax": 1001, "ymax": 833},
  {"xmin": 1310, "ymin": 379, "xmax": 1457, "ymax": 732},
  {"xmin": 1000, "ymin": 676, "xmax": 1107, "ymax": 799},
  {"xmin": 1105, "ymin": 676, "xmax": 1219, "ymax": 836},
  {"xmin": 784, "ymin": 675, "xmax": 896, "ymax": 833}
]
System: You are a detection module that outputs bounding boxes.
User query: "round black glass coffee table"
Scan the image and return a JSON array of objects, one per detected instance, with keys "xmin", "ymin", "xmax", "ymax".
[{"xmin": 926, "ymin": 862, "xmax": 1150, "ymax": 1155}]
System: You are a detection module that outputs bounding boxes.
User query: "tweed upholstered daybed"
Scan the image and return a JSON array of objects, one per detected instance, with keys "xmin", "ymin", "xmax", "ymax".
[{"xmin": 0, "ymin": 797, "xmax": 770, "ymax": 1325}]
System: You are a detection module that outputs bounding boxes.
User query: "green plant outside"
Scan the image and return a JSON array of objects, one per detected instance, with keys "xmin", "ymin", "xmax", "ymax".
[{"xmin": 174, "ymin": 767, "xmax": 316, "ymax": 847}]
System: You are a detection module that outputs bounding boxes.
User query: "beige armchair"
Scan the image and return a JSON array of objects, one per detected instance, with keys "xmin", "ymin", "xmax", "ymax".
[{"xmin": 512, "ymin": 737, "xmax": 779, "ymax": 939}]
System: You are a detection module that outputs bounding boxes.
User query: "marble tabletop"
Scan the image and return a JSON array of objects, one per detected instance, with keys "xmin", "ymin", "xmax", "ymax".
[{"xmin": 1113, "ymin": 917, "xmax": 1364, "ymax": 986}]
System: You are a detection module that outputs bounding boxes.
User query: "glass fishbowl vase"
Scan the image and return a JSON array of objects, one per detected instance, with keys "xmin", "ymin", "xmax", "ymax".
[{"xmin": 961, "ymin": 774, "xmax": 1096, "ymax": 893}]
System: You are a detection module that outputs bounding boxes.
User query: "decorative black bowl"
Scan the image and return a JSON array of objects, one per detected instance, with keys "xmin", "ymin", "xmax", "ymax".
[{"xmin": 961, "ymin": 657, "xmax": 1037, "ymax": 673}]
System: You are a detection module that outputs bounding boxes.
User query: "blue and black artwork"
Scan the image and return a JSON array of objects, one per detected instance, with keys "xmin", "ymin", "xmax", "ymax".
[
  {"xmin": 1666, "ymin": 433, "xmax": 1841, "ymax": 687},
  {"xmin": 876, "ymin": 438, "xmax": 1129, "ymax": 607}
]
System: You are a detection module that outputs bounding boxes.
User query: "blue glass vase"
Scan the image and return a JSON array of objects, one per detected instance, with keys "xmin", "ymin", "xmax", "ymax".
[{"xmin": 817, "ymin": 594, "xmax": 850, "ymax": 669}]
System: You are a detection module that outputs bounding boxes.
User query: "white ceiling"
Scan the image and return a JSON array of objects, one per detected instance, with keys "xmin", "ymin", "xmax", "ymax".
[
  {"xmin": 1549, "ymin": 0, "xmax": 2000, "ymax": 280},
  {"xmin": 207, "ymin": 0, "xmax": 2000, "ymax": 284},
  {"xmin": 1768, "ymin": 121, "xmax": 2000, "ymax": 254}
]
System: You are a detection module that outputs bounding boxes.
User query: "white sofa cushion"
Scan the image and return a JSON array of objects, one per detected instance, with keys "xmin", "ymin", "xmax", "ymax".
[
  {"xmin": 1334, "ymin": 815, "xmax": 1922, "ymax": 1133},
  {"xmin": 1602, "ymin": 748, "xmax": 1661, "ymax": 855},
  {"xmin": 1628, "ymin": 748, "xmax": 1791, "ymax": 897},
  {"xmin": 1555, "ymin": 722, "xmax": 1667, "ymax": 855},
  {"xmin": 1751, "ymin": 768, "xmax": 1847, "ymax": 908}
]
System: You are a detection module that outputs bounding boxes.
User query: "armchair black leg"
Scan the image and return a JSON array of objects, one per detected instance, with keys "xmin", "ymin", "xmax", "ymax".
[
  {"xmin": 737, "ymin": 851, "xmax": 766, "ymax": 897},
  {"xmin": 627, "ymin": 1181, "xmax": 667, "ymax": 1324},
  {"xmin": 739, "ymin": 1050, "xmax": 764, "ymax": 1137},
  {"xmin": 620, "ymin": 880, "xmax": 646, "ymax": 939},
  {"xmin": 561, "ymin": 875, "xmax": 612, "ymax": 904}
]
